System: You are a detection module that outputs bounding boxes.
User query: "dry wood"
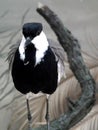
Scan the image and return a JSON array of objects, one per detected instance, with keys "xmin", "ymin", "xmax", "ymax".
[{"xmin": 30, "ymin": 4, "xmax": 96, "ymax": 130}]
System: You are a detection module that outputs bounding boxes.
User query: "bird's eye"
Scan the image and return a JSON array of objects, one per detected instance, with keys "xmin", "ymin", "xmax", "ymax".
[{"xmin": 36, "ymin": 31, "xmax": 40, "ymax": 36}]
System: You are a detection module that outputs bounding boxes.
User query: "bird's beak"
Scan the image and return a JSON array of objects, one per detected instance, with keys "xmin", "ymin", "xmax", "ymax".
[{"xmin": 25, "ymin": 37, "xmax": 32, "ymax": 47}]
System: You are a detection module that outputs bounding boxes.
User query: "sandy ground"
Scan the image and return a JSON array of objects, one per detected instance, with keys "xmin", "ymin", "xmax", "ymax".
[{"xmin": 0, "ymin": 0, "xmax": 98, "ymax": 130}]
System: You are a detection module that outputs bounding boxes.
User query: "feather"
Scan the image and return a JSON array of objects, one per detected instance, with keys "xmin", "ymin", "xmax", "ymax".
[
  {"xmin": 8, "ymin": 46, "xmax": 98, "ymax": 130},
  {"xmin": 7, "ymin": 40, "xmax": 20, "ymax": 70},
  {"xmin": 7, "ymin": 38, "xmax": 66, "ymax": 83}
]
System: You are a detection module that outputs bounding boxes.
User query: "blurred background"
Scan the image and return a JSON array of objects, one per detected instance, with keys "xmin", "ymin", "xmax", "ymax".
[{"xmin": 0, "ymin": 0, "xmax": 98, "ymax": 130}]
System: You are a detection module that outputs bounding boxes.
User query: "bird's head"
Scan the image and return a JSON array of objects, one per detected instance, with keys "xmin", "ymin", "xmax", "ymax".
[
  {"xmin": 19, "ymin": 22, "xmax": 49, "ymax": 65},
  {"xmin": 22, "ymin": 22, "xmax": 43, "ymax": 46}
]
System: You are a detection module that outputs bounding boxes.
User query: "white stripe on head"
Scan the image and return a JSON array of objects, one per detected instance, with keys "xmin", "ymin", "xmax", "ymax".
[
  {"xmin": 19, "ymin": 36, "xmax": 26, "ymax": 61},
  {"xmin": 31, "ymin": 31, "xmax": 49, "ymax": 66}
]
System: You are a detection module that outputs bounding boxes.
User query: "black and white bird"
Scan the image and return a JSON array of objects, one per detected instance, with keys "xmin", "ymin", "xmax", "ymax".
[{"xmin": 7, "ymin": 22, "xmax": 66, "ymax": 130}]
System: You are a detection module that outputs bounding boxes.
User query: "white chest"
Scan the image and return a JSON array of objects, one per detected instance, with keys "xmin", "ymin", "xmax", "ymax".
[
  {"xmin": 18, "ymin": 31, "xmax": 49, "ymax": 66},
  {"xmin": 31, "ymin": 31, "xmax": 49, "ymax": 66}
]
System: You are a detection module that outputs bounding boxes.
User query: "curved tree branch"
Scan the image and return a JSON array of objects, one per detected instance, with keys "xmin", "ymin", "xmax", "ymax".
[{"xmin": 32, "ymin": 4, "xmax": 96, "ymax": 130}]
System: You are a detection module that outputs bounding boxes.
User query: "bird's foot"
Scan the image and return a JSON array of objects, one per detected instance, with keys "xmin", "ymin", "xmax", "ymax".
[
  {"xmin": 28, "ymin": 117, "xmax": 33, "ymax": 130},
  {"xmin": 28, "ymin": 125, "xmax": 33, "ymax": 130},
  {"xmin": 45, "ymin": 113, "xmax": 50, "ymax": 130}
]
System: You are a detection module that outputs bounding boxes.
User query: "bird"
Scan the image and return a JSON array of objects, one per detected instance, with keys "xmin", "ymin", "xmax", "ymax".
[{"xmin": 7, "ymin": 22, "xmax": 66, "ymax": 130}]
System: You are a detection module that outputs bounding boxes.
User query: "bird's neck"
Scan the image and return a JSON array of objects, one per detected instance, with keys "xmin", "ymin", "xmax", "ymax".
[
  {"xmin": 18, "ymin": 31, "xmax": 49, "ymax": 66},
  {"xmin": 31, "ymin": 31, "xmax": 49, "ymax": 66},
  {"xmin": 19, "ymin": 36, "xmax": 26, "ymax": 61}
]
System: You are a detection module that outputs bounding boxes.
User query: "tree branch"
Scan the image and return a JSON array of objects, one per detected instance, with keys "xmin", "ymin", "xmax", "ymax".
[{"xmin": 32, "ymin": 4, "xmax": 96, "ymax": 130}]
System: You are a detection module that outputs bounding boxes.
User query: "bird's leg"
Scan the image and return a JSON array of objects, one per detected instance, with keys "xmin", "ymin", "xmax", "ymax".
[
  {"xmin": 26, "ymin": 93, "xmax": 32, "ymax": 130},
  {"xmin": 45, "ymin": 94, "xmax": 50, "ymax": 130}
]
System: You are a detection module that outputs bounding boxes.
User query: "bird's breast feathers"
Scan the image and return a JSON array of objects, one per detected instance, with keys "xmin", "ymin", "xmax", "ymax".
[
  {"xmin": 19, "ymin": 31, "xmax": 49, "ymax": 66},
  {"xmin": 31, "ymin": 31, "xmax": 49, "ymax": 66}
]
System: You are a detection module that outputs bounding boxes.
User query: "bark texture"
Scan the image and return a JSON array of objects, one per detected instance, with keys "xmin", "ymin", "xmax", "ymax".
[{"xmin": 31, "ymin": 5, "xmax": 96, "ymax": 130}]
